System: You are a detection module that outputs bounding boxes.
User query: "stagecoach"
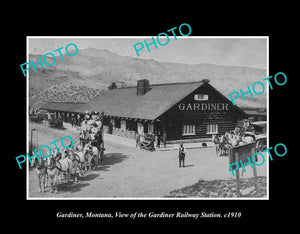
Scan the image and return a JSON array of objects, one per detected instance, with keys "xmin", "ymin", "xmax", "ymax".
[{"xmin": 79, "ymin": 112, "xmax": 105, "ymax": 163}]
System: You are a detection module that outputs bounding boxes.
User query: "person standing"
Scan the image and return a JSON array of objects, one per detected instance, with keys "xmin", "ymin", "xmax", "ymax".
[
  {"xmin": 108, "ymin": 122, "xmax": 113, "ymax": 134},
  {"xmin": 71, "ymin": 113, "xmax": 75, "ymax": 127},
  {"xmin": 76, "ymin": 114, "xmax": 81, "ymax": 127},
  {"xmin": 95, "ymin": 112, "xmax": 103, "ymax": 131},
  {"xmin": 178, "ymin": 143, "xmax": 186, "ymax": 168},
  {"xmin": 156, "ymin": 130, "xmax": 161, "ymax": 148},
  {"xmin": 162, "ymin": 130, "xmax": 167, "ymax": 148},
  {"xmin": 136, "ymin": 132, "xmax": 141, "ymax": 148},
  {"xmin": 90, "ymin": 122, "xmax": 99, "ymax": 148}
]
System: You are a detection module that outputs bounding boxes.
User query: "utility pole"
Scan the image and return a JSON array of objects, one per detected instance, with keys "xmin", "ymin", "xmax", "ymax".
[{"xmin": 30, "ymin": 128, "xmax": 36, "ymax": 153}]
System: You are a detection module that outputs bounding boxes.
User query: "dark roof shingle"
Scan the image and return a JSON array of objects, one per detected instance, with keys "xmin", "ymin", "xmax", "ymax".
[
  {"xmin": 42, "ymin": 102, "xmax": 87, "ymax": 113},
  {"xmin": 84, "ymin": 81, "xmax": 205, "ymax": 120},
  {"xmin": 42, "ymin": 80, "xmax": 247, "ymax": 120}
]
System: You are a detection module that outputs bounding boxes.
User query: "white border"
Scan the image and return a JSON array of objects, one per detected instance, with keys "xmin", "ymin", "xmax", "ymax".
[{"xmin": 26, "ymin": 36, "xmax": 269, "ymax": 200}]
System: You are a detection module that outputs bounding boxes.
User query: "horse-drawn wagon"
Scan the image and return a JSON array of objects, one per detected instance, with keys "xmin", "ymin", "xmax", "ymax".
[
  {"xmin": 212, "ymin": 133, "xmax": 235, "ymax": 157},
  {"xmin": 212, "ymin": 120, "xmax": 267, "ymax": 157},
  {"xmin": 79, "ymin": 112, "xmax": 105, "ymax": 163},
  {"xmin": 34, "ymin": 112, "xmax": 106, "ymax": 193}
]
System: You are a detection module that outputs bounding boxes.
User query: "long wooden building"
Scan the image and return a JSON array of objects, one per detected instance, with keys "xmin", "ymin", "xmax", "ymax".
[{"xmin": 42, "ymin": 79, "xmax": 248, "ymax": 143}]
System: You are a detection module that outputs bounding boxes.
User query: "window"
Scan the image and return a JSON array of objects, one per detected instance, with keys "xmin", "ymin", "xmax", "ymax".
[
  {"xmin": 148, "ymin": 123, "xmax": 154, "ymax": 134},
  {"xmin": 183, "ymin": 124, "xmax": 195, "ymax": 135},
  {"xmin": 207, "ymin": 124, "xmax": 218, "ymax": 134},
  {"xmin": 115, "ymin": 119, "xmax": 120, "ymax": 128},
  {"xmin": 194, "ymin": 94, "xmax": 208, "ymax": 101},
  {"xmin": 120, "ymin": 120, "xmax": 126, "ymax": 130}
]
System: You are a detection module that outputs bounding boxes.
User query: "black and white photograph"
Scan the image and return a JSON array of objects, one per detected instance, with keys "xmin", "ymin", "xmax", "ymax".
[{"xmin": 26, "ymin": 36, "xmax": 268, "ymax": 199}]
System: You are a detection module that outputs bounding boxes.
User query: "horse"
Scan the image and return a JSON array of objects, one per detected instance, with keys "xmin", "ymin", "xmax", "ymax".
[
  {"xmin": 32, "ymin": 157, "xmax": 48, "ymax": 192},
  {"xmin": 68, "ymin": 145, "xmax": 90, "ymax": 175},
  {"xmin": 212, "ymin": 134, "xmax": 221, "ymax": 156},
  {"xmin": 219, "ymin": 134, "xmax": 230, "ymax": 156},
  {"xmin": 83, "ymin": 143, "xmax": 99, "ymax": 171},
  {"xmin": 46, "ymin": 151, "xmax": 80, "ymax": 194}
]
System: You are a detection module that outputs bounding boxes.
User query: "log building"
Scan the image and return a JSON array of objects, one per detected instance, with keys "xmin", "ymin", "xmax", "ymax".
[{"xmin": 42, "ymin": 79, "xmax": 248, "ymax": 143}]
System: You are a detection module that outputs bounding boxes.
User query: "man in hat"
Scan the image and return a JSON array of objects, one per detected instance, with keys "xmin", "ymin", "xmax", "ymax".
[
  {"xmin": 162, "ymin": 130, "xmax": 167, "ymax": 148},
  {"xmin": 80, "ymin": 115, "xmax": 91, "ymax": 147},
  {"xmin": 71, "ymin": 113, "xmax": 76, "ymax": 127},
  {"xmin": 136, "ymin": 132, "xmax": 141, "ymax": 148},
  {"xmin": 90, "ymin": 122, "xmax": 99, "ymax": 148},
  {"xmin": 63, "ymin": 150, "xmax": 75, "ymax": 181},
  {"xmin": 81, "ymin": 115, "xmax": 90, "ymax": 130},
  {"xmin": 178, "ymin": 143, "xmax": 186, "ymax": 168},
  {"xmin": 95, "ymin": 112, "xmax": 104, "ymax": 151},
  {"xmin": 84, "ymin": 110, "xmax": 90, "ymax": 122},
  {"xmin": 95, "ymin": 112, "xmax": 103, "ymax": 131}
]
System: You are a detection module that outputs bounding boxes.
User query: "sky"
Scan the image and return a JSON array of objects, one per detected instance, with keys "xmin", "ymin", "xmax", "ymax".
[{"xmin": 28, "ymin": 37, "xmax": 267, "ymax": 69}]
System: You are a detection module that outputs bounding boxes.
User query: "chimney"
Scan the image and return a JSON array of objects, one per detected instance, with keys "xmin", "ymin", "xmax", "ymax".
[
  {"xmin": 202, "ymin": 78, "xmax": 210, "ymax": 83},
  {"xmin": 108, "ymin": 82, "xmax": 117, "ymax": 90},
  {"xmin": 137, "ymin": 79, "xmax": 151, "ymax": 96}
]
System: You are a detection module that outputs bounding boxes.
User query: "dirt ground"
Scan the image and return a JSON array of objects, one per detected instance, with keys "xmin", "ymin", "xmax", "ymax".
[{"xmin": 28, "ymin": 121, "xmax": 268, "ymax": 199}]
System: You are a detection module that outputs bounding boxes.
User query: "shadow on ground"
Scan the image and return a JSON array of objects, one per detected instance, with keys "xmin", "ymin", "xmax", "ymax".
[
  {"xmin": 54, "ymin": 153, "xmax": 130, "ymax": 194},
  {"xmin": 30, "ymin": 152, "xmax": 131, "ymax": 196},
  {"xmin": 92, "ymin": 153, "xmax": 130, "ymax": 172},
  {"xmin": 78, "ymin": 173, "xmax": 99, "ymax": 181},
  {"xmin": 101, "ymin": 153, "xmax": 130, "ymax": 166},
  {"xmin": 52, "ymin": 172, "xmax": 100, "ymax": 194},
  {"xmin": 48, "ymin": 126, "xmax": 67, "ymax": 130},
  {"xmin": 57, "ymin": 181, "xmax": 90, "ymax": 194}
]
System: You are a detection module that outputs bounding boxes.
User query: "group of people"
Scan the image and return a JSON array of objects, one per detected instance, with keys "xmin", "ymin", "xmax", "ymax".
[
  {"xmin": 79, "ymin": 111, "xmax": 104, "ymax": 151},
  {"xmin": 29, "ymin": 107, "xmax": 40, "ymax": 115},
  {"xmin": 47, "ymin": 111, "xmax": 83, "ymax": 128},
  {"xmin": 70, "ymin": 113, "xmax": 82, "ymax": 127},
  {"xmin": 212, "ymin": 125, "xmax": 256, "ymax": 157}
]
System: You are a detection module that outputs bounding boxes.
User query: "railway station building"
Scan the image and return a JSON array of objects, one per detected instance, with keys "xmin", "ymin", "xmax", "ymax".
[{"xmin": 42, "ymin": 79, "xmax": 248, "ymax": 143}]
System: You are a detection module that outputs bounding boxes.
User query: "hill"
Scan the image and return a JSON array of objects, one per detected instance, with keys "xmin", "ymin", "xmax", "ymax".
[{"xmin": 29, "ymin": 48, "xmax": 267, "ymax": 109}]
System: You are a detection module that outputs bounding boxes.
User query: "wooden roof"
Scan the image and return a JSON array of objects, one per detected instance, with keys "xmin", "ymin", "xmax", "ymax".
[
  {"xmin": 42, "ymin": 81, "xmax": 247, "ymax": 120},
  {"xmin": 85, "ymin": 81, "xmax": 206, "ymax": 120},
  {"xmin": 42, "ymin": 102, "xmax": 87, "ymax": 113}
]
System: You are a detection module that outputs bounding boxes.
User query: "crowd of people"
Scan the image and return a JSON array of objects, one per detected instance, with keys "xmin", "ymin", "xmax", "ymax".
[{"xmin": 79, "ymin": 111, "xmax": 104, "ymax": 150}]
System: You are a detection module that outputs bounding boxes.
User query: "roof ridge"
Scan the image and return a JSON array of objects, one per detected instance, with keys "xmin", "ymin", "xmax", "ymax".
[
  {"xmin": 46, "ymin": 101, "xmax": 88, "ymax": 104},
  {"xmin": 116, "ymin": 80, "xmax": 204, "ymax": 89}
]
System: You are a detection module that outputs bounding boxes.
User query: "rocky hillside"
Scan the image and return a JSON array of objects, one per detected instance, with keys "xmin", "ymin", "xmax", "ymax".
[{"xmin": 29, "ymin": 48, "xmax": 267, "ymax": 109}]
